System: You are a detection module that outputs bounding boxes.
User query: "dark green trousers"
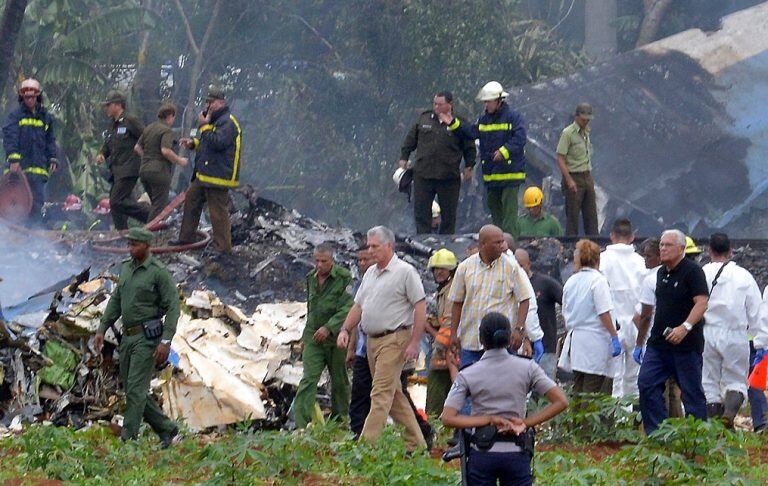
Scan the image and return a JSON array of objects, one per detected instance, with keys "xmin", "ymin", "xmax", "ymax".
[
  {"xmin": 140, "ymin": 170, "xmax": 172, "ymax": 222},
  {"xmin": 293, "ymin": 338, "xmax": 350, "ymax": 428},
  {"xmin": 486, "ymin": 185, "xmax": 520, "ymax": 237},
  {"xmin": 119, "ymin": 333, "xmax": 176, "ymax": 440},
  {"xmin": 110, "ymin": 176, "xmax": 149, "ymax": 230},
  {"xmin": 425, "ymin": 369, "xmax": 451, "ymax": 416}
]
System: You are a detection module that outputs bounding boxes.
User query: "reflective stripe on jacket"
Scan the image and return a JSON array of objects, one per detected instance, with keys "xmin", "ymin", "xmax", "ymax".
[
  {"xmin": 2, "ymin": 104, "xmax": 57, "ymax": 175},
  {"xmin": 448, "ymin": 102, "xmax": 526, "ymax": 188},
  {"xmin": 192, "ymin": 106, "xmax": 241, "ymax": 188}
]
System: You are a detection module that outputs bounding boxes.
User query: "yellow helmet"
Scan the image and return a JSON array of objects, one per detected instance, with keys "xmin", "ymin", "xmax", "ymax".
[
  {"xmin": 684, "ymin": 236, "xmax": 702, "ymax": 255},
  {"xmin": 428, "ymin": 248, "xmax": 457, "ymax": 270},
  {"xmin": 523, "ymin": 186, "xmax": 543, "ymax": 208}
]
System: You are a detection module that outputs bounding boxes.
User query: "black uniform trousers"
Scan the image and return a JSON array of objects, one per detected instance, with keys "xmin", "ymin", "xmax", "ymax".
[
  {"xmin": 110, "ymin": 176, "xmax": 149, "ymax": 230},
  {"xmin": 27, "ymin": 174, "xmax": 46, "ymax": 224},
  {"xmin": 349, "ymin": 355, "xmax": 431, "ymax": 443},
  {"xmin": 413, "ymin": 175, "xmax": 460, "ymax": 234}
]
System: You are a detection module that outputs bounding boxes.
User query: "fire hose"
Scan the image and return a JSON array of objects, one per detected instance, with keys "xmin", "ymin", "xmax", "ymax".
[{"xmin": 90, "ymin": 190, "xmax": 212, "ymax": 254}]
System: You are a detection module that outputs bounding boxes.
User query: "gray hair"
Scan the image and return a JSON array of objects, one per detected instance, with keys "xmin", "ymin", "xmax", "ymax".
[
  {"xmin": 661, "ymin": 229, "xmax": 686, "ymax": 246},
  {"xmin": 314, "ymin": 242, "xmax": 335, "ymax": 258},
  {"xmin": 367, "ymin": 225, "xmax": 395, "ymax": 246}
]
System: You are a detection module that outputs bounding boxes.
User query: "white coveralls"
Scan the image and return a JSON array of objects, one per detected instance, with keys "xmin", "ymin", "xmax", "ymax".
[
  {"xmin": 702, "ymin": 261, "xmax": 762, "ymax": 403},
  {"xmin": 599, "ymin": 243, "xmax": 646, "ymax": 398}
]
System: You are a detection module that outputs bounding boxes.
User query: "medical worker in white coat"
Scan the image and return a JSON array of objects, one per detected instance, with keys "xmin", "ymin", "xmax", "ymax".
[{"xmin": 559, "ymin": 239, "xmax": 622, "ymax": 395}]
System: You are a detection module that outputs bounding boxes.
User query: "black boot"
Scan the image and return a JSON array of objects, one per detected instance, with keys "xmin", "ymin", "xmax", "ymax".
[
  {"xmin": 722, "ymin": 391, "xmax": 744, "ymax": 429},
  {"xmin": 707, "ymin": 402, "xmax": 724, "ymax": 419}
]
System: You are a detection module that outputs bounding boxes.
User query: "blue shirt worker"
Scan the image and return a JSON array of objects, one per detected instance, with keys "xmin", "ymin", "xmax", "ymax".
[
  {"xmin": 3, "ymin": 78, "xmax": 58, "ymax": 224},
  {"xmin": 438, "ymin": 81, "xmax": 527, "ymax": 236},
  {"xmin": 442, "ymin": 312, "xmax": 568, "ymax": 485}
]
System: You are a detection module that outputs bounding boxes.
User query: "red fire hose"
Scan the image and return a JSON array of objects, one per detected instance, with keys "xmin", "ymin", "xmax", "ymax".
[
  {"xmin": 91, "ymin": 190, "xmax": 212, "ymax": 254},
  {"xmin": 0, "ymin": 171, "xmax": 33, "ymax": 222}
]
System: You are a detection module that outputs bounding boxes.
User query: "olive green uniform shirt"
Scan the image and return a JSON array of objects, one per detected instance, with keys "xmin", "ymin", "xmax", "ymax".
[
  {"xmin": 400, "ymin": 111, "xmax": 476, "ymax": 180},
  {"xmin": 305, "ymin": 264, "xmax": 354, "ymax": 340},
  {"xmin": 556, "ymin": 122, "xmax": 592, "ymax": 173},
  {"xmin": 99, "ymin": 114, "xmax": 144, "ymax": 180},
  {"xmin": 137, "ymin": 121, "xmax": 176, "ymax": 179},
  {"xmin": 518, "ymin": 211, "xmax": 563, "ymax": 237},
  {"xmin": 98, "ymin": 255, "xmax": 180, "ymax": 341}
]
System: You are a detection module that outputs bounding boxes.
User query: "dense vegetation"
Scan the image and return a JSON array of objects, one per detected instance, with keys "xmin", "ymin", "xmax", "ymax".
[{"xmin": 2, "ymin": 398, "xmax": 766, "ymax": 484}]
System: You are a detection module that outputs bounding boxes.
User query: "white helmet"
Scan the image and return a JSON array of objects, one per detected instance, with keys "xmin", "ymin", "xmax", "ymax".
[
  {"xmin": 393, "ymin": 167, "xmax": 406, "ymax": 187},
  {"xmin": 19, "ymin": 78, "xmax": 41, "ymax": 95},
  {"xmin": 476, "ymin": 81, "xmax": 508, "ymax": 101}
]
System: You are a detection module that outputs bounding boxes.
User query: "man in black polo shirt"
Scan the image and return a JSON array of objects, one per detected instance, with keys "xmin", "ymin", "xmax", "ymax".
[
  {"xmin": 516, "ymin": 248, "xmax": 562, "ymax": 379},
  {"xmin": 637, "ymin": 229, "xmax": 709, "ymax": 434}
]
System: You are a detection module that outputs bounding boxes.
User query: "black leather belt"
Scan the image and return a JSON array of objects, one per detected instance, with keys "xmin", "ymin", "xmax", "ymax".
[{"xmin": 369, "ymin": 325, "xmax": 411, "ymax": 339}]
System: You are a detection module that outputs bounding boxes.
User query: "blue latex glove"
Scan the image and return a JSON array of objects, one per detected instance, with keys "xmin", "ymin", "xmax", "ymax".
[
  {"xmin": 632, "ymin": 346, "xmax": 644, "ymax": 365},
  {"xmin": 753, "ymin": 348, "xmax": 767, "ymax": 367},
  {"xmin": 532, "ymin": 339, "xmax": 544, "ymax": 363},
  {"xmin": 611, "ymin": 336, "xmax": 622, "ymax": 357}
]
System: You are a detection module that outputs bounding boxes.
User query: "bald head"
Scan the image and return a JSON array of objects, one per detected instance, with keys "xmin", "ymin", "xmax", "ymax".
[
  {"xmin": 479, "ymin": 224, "xmax": 503, "ymax": 244},
  {"xmin": 503, "ymin": 233, "xmax": 516, "ymax": 252},
  {"xmin": 478, "ymin": 224, "xmax": 505, "ymax": 262},
  {"xmin": 514, "ymin": 248, "xmax": 531, "ymax": 275}
]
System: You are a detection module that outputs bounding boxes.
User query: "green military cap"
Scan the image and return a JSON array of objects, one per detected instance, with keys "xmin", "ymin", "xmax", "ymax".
[
  {"xmin": 102, "ymin": 90, "xmax": 127, "ymax": 105},
  {"xmin": 575, "ymin": 102, "xmax": 594, "ymax": 120},
  {"xmin": 125, "ymin": 227, "xmax": 154, "ymax": 243},
  {"xmin": 204, "ymin": 88, "xmax": 226, "ymax": 103}
]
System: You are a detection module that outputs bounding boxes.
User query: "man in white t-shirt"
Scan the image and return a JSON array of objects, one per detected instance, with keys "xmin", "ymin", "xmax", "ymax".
[{"xmin": 634, "ymin": 238, "xmax": 683, "ymax": 417}]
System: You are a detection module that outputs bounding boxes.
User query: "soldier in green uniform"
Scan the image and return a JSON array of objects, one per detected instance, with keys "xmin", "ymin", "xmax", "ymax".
[
  {"xmin": 518, "ymin": 186, "xmax": 563, "ymax": 237},
  {"xmin": 94, "ymin": 227, "xmax": 180, "ymax": 446},
  {"xmin": 96, "ymin": 91, "xmax": 149, "ymax": 230},
  {"xmin": 134, "ymin": 102, "xmax": 189, "ymax": 221},
  {"xmin": 293, "ymin": 243, "xmax": 354, "ymax": 428}
]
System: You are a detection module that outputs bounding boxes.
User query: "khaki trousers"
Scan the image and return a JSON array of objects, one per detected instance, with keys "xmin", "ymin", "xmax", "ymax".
[
  {"xmin": 179, "ymin": 179, "xmax": 232, "ymax": 252},
  {"xmin": 361, "ymin": 329, "xmax": 427, "ymax": 451}
]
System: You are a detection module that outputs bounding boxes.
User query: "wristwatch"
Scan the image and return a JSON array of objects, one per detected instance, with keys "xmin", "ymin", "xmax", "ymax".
[
  {"xmin": 682, "ymin": 322, "xmax": 693, "ymax": 332},
  {"xmin": 161, "ymin": 339, "xmax": 171, "ymax": 345}
]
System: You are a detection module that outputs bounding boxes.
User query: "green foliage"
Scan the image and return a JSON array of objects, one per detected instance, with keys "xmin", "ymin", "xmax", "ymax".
[
  {"xmin": 1, "ymin": 414, "xmax": 767, "ymax": 484},
  {"xmin": 537, "ymin": 393, "xmax": 643, "ymax": 444}
]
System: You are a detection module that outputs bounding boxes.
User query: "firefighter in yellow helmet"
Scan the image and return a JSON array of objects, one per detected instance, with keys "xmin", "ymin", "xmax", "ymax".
[
  {"xmin": 425, "ymin": 248, "xmax": 458, "ymax": 415},
  {"xmin": 685, "ymin": 236, "xmax": 702, "ymax": 260},
  {"xmin": 517, "ymin": 186, "xmax": 563, "ymax": 237}
]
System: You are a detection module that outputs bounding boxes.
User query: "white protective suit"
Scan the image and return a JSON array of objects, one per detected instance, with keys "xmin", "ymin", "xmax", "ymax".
[
  {"xmin": 599, "ymin": 243, "xmax": 646, "ymax": 398},
  {"xmin": 702, "ymin": 261, "xmax": 762, "ymax": 402}
]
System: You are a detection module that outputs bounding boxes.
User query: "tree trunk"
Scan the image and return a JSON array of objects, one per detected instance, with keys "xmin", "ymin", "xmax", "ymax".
[
  {"xmin": 635, "ymin": 0, "xmax": 673, "ymax": 48},
  {"xmin": 0, "ymin": 0, "xmax": 29, "ymax": 90},
  {"xmin": 131, "ymin": 0, "xmax": 163, "ymax": 123},
  {"xmin": 584, "ymin": 0, "xmax": 617, "ymax": 61},
  {"xmin": 171, "ymin": 0, "xmax": 223, "ymax": 191}
]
